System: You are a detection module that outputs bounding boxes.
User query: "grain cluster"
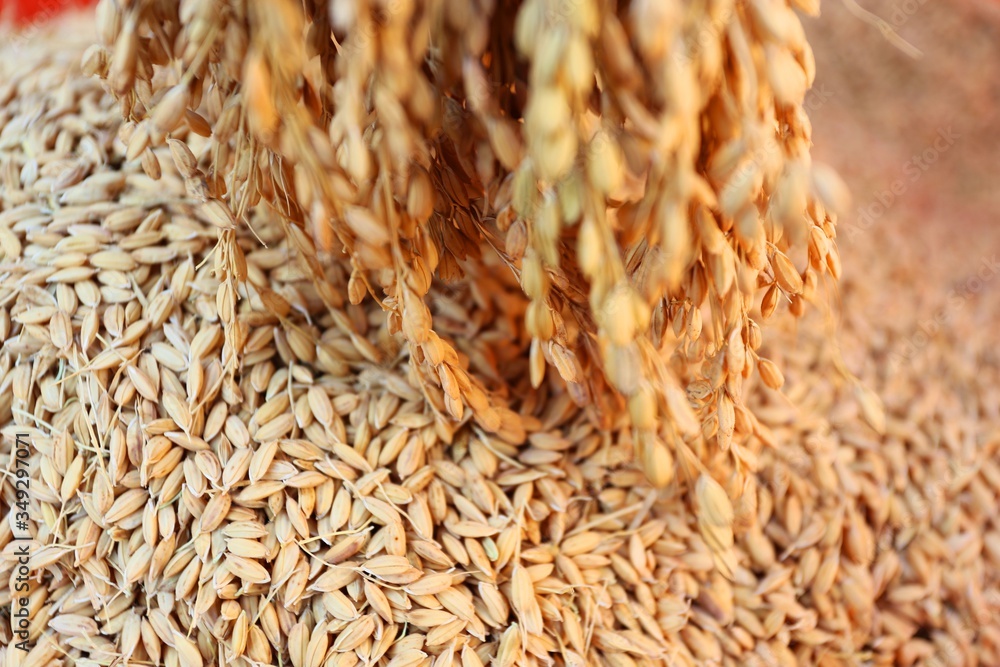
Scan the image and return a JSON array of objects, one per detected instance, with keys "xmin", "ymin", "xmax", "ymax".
[{"xmin": 84, "ymin": 0, "xmax": 848, "ymax": 488}]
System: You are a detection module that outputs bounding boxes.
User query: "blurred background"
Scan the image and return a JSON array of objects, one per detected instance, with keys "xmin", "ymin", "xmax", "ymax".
[
  {"xmin": 800, "ymin": 0, "xmax": 1000, "ymax": 406},
  {"xmin": 806, "ymin": 0, "xmax": 1000, "ymax": 265}
]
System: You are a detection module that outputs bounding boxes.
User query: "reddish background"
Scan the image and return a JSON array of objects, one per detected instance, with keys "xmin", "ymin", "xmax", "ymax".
[{"xmin": 4, "ymin": 0, "xmax": 94, "ymax": 24}]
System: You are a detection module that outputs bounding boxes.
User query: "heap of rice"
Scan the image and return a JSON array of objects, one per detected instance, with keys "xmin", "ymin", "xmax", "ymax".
[{"xmin": 8, "ymin": 4, "xmax": 1000, "ymax": 667}]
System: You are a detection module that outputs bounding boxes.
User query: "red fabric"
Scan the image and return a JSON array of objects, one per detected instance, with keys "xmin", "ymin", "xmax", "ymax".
[{"xmin": 7, "ymin": 0, "xmax": 95, "ymax": 24}]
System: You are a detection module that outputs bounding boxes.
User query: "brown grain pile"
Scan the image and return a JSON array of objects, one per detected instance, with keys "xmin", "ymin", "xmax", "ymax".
[{"xmin": 4, "ymin": 7, "xmax": 1000, "ymax": 667}]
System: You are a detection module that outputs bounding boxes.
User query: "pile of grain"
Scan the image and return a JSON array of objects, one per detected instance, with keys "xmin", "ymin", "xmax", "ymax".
[
  {"xmin": 6, "ymin": 9, "xmax": 1000, "ymax": 667},
  {"xmin": 0, "ymin": 23, "xmax": 778, "ymax": 667},
  {"xmin": 83, "ymin": 0, "xmax": 850, "ymax": 488}
]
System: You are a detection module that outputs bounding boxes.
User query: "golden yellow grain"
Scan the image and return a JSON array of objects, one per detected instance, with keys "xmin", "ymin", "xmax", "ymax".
[{"xmin": 3, "ymin": 10, "xmax": 997, "ymax": 667}]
